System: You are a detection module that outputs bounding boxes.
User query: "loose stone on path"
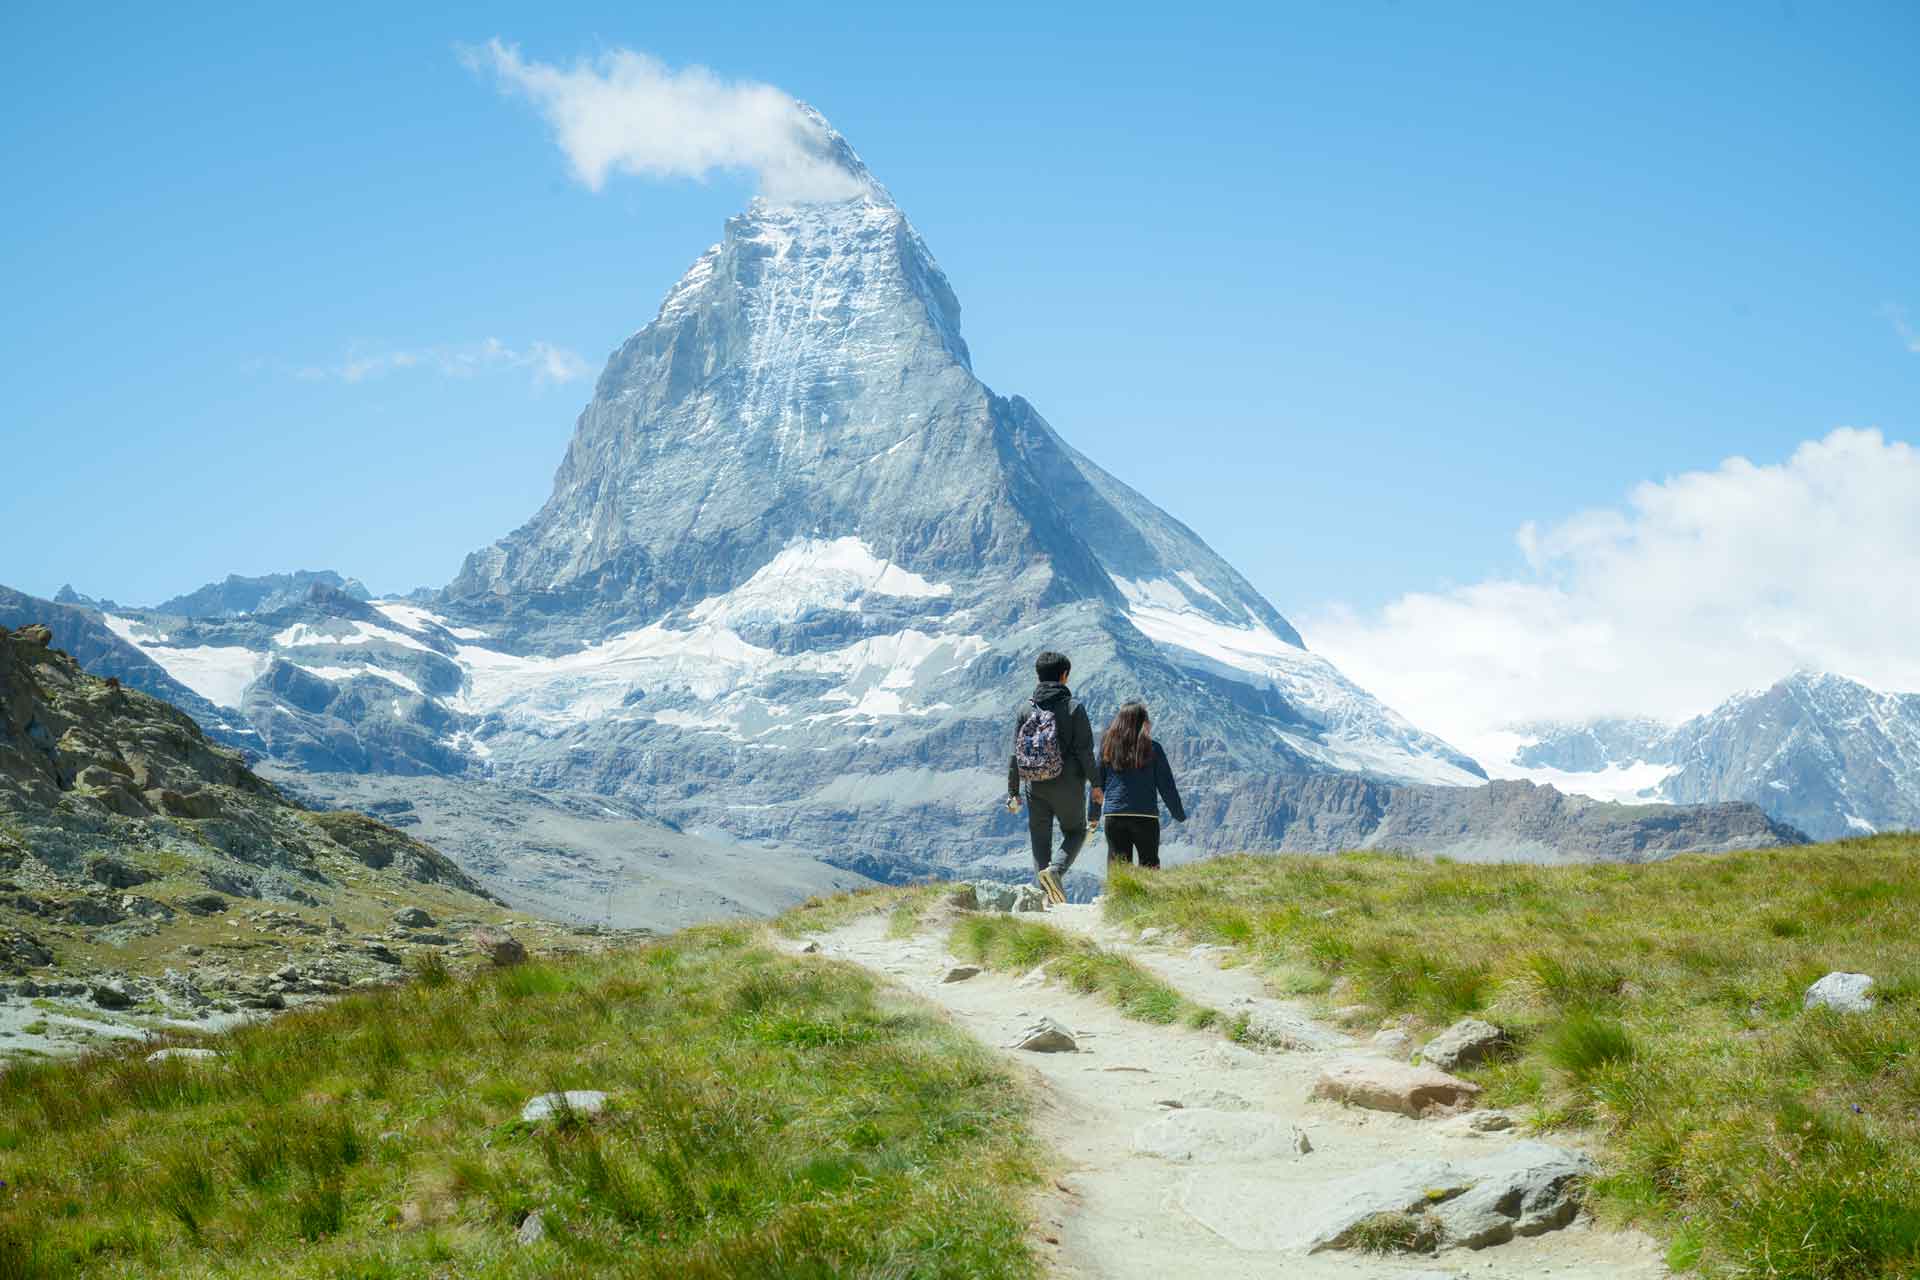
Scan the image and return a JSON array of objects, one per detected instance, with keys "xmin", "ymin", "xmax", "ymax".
[{"xmin": 1311, "ymin": 1056, "xmax": 1481, "ymax": 1118}]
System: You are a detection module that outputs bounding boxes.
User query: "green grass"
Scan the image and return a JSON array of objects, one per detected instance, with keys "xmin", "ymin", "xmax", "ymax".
[
  {"xmin": 0, "ymin": 924, "xmax": 1041, "ymax": 1278},
  {"xmin": 950, "ymin": 915, "xmax": 1218, "ymax": 1029},
  {"xmin": 1101, "ymin": 835, "xmax": 1920, "ymax": 1278},
  {"xmin": 775, "ymin": 884, "xmax": 947, "ymax": 938}
]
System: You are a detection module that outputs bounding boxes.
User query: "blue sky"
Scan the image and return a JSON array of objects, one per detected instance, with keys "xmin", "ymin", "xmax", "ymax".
[{"xmin": 4, "ymin": 0, "xmax": 1915, "ymax": 634}]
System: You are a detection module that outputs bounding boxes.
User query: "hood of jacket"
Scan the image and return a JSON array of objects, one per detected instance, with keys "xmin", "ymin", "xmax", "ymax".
[{"xmin": 1031, "ymin": 681, "xmax": 1074, "ymax": 714}]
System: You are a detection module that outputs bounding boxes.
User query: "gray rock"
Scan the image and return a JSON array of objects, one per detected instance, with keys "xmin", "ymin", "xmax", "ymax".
[
  {"xmin": 393, "ymin": 907, "xmax": 435, "ymax": 928},
  {"xmin": 968, "ymin": 881, "xmax": 1048, "ymax": 914},
  {"xmin": 1137, "ymin": 927, "xmax": 1165, "ymax": 944},
  {"xmin": 1312, "ymin": 1057, "xmax": 1480, "ymax": 1118},
  {"xmin": 1241, "ymin": 1006, "xmax": 1346, "ymax": 1053},
  {"xmin": 515, "ymin": 1210, "xmax": 547, "ymax": 1245},
  {"xmin": 1131, "ymin": 1109, "xmax": 1312, "ymax": 1163},
  {"xmin": 799, "ymin": 941, "xmax": 821, "ymax": 955},
  {"xmin": 1371, "ymin": 1028, "xmax": 1413, "ymax": 1057},
  {"xmin": 90, "ymin": 979, "xmax": 136, "ymax": 1010},
  {"xmin": 1419, "ymin": 1018, "xmax": 1509, "ymax": 1071},
  {"xmin": 1009, "ymin": 1017, "xmax": 1077, "ymax": 1052},
  {"xmin": 472, "ymin": 926, "xmax": 528, "ymax": 966},
  {"xmin": 940, "ymin": 964, "xmax": 982, "ymax": 983},
  {"xmin": 521, "ymin": 1091, "xmax": 610, "ymax": 1124},
  {"xmin": 147, "ymin": 1048, "xmax": 220, "ymax": 1064},
  {"xmin": 1804, "ymin": 971, "xmax": 1875, "ymax": 1013},
  {"xmin": 1178, "ymin": 1141, "xmax": 1594, "ymax": 1254},
  {"xmin": 1427, "ymin": 1142, "xmax": 1597, "ymax": 1248}
]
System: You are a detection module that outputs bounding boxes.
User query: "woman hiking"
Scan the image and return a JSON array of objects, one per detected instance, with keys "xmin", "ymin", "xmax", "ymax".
[{"xmin": 1097, "ymin": 701, "xmax": 1186, "ymax": 868}]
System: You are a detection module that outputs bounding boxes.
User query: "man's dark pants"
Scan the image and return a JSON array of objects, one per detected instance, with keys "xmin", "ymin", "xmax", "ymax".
[{"xmin": 1025, "ymin": 776, "xmax": 1087, "ymax": 876}]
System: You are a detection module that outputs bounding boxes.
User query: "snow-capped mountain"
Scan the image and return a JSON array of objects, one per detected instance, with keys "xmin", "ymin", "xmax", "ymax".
[
  {"xmin": 40, "ymin": 114, "xmax": 1492, "ymax": 876},
  {"xmin": 1496, "ymin": 672, "xmax": 1920, "ymax": 840}
]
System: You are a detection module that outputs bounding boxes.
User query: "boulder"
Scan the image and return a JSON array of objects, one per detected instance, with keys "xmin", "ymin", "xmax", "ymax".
[
  {"xmin": 940, "ymin": 964, "xmax": 982, "ymax": 984},
  {"xmin": 1426, "ymin": 1142, "xmax": 1597, "ymax": 1248},
  {"xmin": 85, "ymin": 856, "xmax": 155, "ymax": 890},
  {"xmin": 521, "ymin": 1090, "xmax": 609, "ymax": 1124},
  {"xmin": 1137, "ymin": 927, "xmax": 1165, "ymax": 944},
  {"xmin": 471, "ymin": 926, "xmax": 528, "ymax": 967},
  {"xmin": 1177, "ymin": 1141, "xmax": 1595, "ymax": 1254},
  {"xmin": 1419, "ymin": 1018, "xmax": 1509, "ymax": 1071},
  {"xmin": 393, "ymin": 907, "xmax": 436, "ymax": 928},
  {"xmin": 1312, "ymin": 1057, "xmax": 1480, "ymax": 1118},
  {"xmin": 1132, "ymin": 1109, "xmax": 1312, "ymax": 1163},
  {"xmin": 177, "ymin": 892, "xmax": 230, "ymax": 916},
  {"xmin": 1804, "ymin": 972, "xmax": 1875, "ymax": 1013},
  {"xmin": 1009, "ymin": 1017, "xmax": 1078, "ymax": 1052},
  {"xmin": 90, "ymin": 979, "xmax": 136, "ymax": 1010},
  {"xmin": 515, "ymin": 1211, "xmax": 547, "ymax": 1245}
]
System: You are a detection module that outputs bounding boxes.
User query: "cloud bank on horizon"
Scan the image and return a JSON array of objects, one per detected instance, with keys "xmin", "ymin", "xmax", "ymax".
[
  {"xmin": 465, "ymin": 40, "xmax": 867, "ymax": 204},
  {"xmin": 1306, "ymin": 428, "xmax": 1920, "ymax": 765}
]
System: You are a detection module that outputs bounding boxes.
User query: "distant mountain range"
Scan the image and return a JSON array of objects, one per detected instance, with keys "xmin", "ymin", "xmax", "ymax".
[
  {"xmin": 2, "ymin": 110, "xmax": 1830, "ymax": 880},
  {"xmin": 1497, "ymin": 671, "xmax": 1920, "ymax": 840}
]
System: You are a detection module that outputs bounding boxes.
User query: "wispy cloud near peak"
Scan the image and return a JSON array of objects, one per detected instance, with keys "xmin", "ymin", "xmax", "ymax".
[
  {"xmin": 463, "ymin": 39, "xmax": 867, "ymax": 204},
  {"xmin": 288, "ymin": 338, "xmax": 591, "ymax": 386}
]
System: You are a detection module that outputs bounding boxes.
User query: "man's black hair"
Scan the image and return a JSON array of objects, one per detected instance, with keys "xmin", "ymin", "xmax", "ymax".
[{"xmin": 1035, "ymin": 650, "xmax": 1071, "ymax": 683}]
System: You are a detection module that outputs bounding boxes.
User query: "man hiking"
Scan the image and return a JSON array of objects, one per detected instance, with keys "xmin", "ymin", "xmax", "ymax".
[{"xmin": 1007, "ymin": 650, "xmax": 1101, "ymax": 904}]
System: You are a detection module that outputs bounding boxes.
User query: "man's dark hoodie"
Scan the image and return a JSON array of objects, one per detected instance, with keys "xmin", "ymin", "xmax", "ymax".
[{"xmin": 1007, "ymin": 681, "xmax": 1099, "ymax": 800}]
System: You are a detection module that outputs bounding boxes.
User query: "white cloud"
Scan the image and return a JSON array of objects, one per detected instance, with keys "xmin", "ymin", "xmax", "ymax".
[
  {"xmin": 1306, "ymin": 429, "xmax": 1920, "ymax": 767},
  {"xmin": 292, "ymin": 338, "xmax": 591, "ymax": 386},
  {"xmin": 463, "ymin": 39, "xmax": 869, "ymax": 204}
]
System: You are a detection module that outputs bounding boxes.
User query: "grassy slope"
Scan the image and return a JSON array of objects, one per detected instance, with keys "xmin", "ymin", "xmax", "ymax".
[
  {"xmin": 0, "ymin": 916, "xmax": 1040, "ymax": 1279},
  {"xmin": 1103, "ymin": 835, "xmax": 1920, "ymax": 1279}
]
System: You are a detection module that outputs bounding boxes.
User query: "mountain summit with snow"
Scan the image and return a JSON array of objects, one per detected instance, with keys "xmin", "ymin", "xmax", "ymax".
[{"xmin": 54, "ymin": 115, "xmax": 1857, "ymax": 879}]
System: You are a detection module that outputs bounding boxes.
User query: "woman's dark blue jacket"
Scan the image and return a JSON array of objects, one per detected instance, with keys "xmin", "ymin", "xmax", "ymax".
[{"xmin": 1098, "ymin": 740, "xmax": 1186, "ymax": 822}]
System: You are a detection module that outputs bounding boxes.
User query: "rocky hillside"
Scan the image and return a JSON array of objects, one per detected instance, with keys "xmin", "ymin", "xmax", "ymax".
[{"xmin": 0, "ymin": 621, "xmax": 564, "ymax": 1059}]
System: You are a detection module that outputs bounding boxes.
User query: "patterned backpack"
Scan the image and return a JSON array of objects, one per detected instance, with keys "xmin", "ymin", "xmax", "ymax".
[{"xmin": 1014, "ymin": 701, "xmax": 1065, "ymax": 781}]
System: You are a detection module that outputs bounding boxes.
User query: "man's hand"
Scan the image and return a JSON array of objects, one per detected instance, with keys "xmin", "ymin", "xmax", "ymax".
[
  {"xmin": 1090, "ymin": 788, "xmax": 1104, "ymax": 806},
  {"xmin": 1006, "ymin": 794, "xmax": 1022, "ymax": 814}
]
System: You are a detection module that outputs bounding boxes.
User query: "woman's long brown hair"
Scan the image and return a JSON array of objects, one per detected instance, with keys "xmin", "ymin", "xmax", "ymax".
[{"xmin": 1100, "ymin": 702, "xmax": 1153, "ymax": 771}]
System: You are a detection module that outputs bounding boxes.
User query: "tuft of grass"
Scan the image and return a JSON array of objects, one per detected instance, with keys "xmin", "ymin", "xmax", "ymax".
[
  {"xmin": 0, "ymin": 924, "xmax": 1041, "ymax": 1278},
  {"xmin": 1341, "ymin": 1210, "xmax": 1442, "ymax": 1255},
  {"xmin": 950, "ymin": 915, "xmax": 1217, "ymax": 1027},
  {"xmin": 1100, "ymin": 837, "xmax": 1920, "ymax": 1278},
  {"xmin": 1542, "ymin": 1012, "xmax": 1637, "ymax": 1079}
]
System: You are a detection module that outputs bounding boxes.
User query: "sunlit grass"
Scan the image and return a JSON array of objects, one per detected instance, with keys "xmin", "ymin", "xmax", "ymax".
[
  {"xmin": 1102, "ymin": 834, "xmax": 1920, "ymax": 1277},
  {"xmin": 0, "ymin": 924, "xmax": 1040, "ymax": 1278}
]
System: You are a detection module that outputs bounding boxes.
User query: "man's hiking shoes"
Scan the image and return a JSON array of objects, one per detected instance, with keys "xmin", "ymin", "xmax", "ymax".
[{"xmin": 1036, "ymin": 868, "xmax": 1067, "ymax": 905}]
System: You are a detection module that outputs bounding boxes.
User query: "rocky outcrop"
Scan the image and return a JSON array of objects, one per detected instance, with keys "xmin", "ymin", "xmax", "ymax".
[
  {"xmin": 151, "ymin": 571, "xmax": 370, "ymax": 619},
  {"xmin": 0, "ymin": 623, "xmax": 519, "ymax": 1056}
]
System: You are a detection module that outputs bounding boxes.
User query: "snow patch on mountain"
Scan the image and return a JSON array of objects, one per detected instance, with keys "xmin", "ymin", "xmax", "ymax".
[
  {"xmin": 103, "ymin": 616, "xmax": 269, "ymax": 709},
  {"xmin": 689, "ymin": 536, "xmax": 951, "ymax": 628},
  {"xmin": 272, "ymin": 620, "xmax": 437, "ymax": 654}
]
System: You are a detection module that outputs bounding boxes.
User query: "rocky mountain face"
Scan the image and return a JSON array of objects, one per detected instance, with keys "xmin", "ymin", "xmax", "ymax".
[
  {"xmin": 0, "ymin": 621, "xmax": 550, "ymax": 1058},
  {"xmin": 152, "ymin": 570, "xmax": 371, "ymax": 618},
  {"xmin": 1499, "ymin": 672, "xmax": 1920, "ymax": 841},
  {"xmin": 1212, "ymin": 775, "xmax": 1803, "ymax": 863},
  {"xmin": 13, "ymin": 116, "xmax": 1821, "ymax": 878}
]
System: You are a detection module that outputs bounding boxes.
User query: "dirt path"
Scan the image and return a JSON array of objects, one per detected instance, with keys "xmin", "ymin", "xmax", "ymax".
[{"xmin": 816, "ymin": 903, "xmax": 1668, "ymax": 1280}]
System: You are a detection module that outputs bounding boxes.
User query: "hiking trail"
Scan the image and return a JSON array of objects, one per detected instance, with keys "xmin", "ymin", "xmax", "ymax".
[{"xmin": 814, "ymin": 902, "xmax": 1669, "ymax": 1279}]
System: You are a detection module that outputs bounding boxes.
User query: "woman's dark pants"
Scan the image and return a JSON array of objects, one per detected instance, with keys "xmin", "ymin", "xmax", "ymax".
[{"xmin": 1104, "ymin": 815, "xmax": 1161, "ymax": 868}]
